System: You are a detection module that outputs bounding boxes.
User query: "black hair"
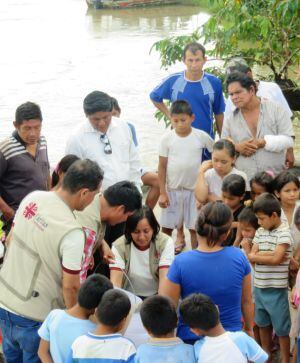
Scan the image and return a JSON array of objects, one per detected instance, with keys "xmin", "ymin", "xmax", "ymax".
[
  {"xmin": 78, "ymin": 274, "xmax": 113, "ymax": 310},
  {"xmin": 250, "ymin": 171, "xmax": 274, "ymax": 194},
  {"xmin": 140, "ymin": 295, "xmax": 177, "ymax": 337},
  {"xmin": 124, "ymin": 205, "xmax": 160, "ymax": 244},
  {"xmin": 51, "ymin": 154, "xmax": 80, "ymax": 188},
  {"xmin": 83, "ymin": 91, "xmax": 113, "ymax": 115},
  {"xmin": 103, "ymin": 181, "xmax": 142, "ymax": 213},
  {"xmin": 294, "ymin": 207, "xmax": 300, "ymax": 229},
  {"xmin": 111, "ymin": 97, "xmax": 121, "ymax": 113},
  {"xmin": 222, "ymin": 174, "xmax": 246, "ymax": 197},
  {"xmin": 96, "ymin": 289, "xmax": 131, "ymax": 327},
  {"xmin": 183, "ymin": 42, "xmax": 206, "ymax": 59},
  {"xmin": 238, "ymin": 206, "xmax": 259, "ymax": 230},
  {"xmin": 179, "ymin": 293, "xmax": 219, "ymax": 330},
  {"xmin": 62, "ymin": 159, "xmax": 103, "ymax": 193},
  {"xmin": 170, "ymin": 100, "xmax": 193, "ymax": 116},
  {"xmin": 213, "ymin": 139, "xmax": 236, "ymax": 159},
  {"xmin": 253, "ymin": 193, "xmax": 281, "ymax": 217},
  {"xmin": 226, "ymin": 71, "xmax": 257, "ymax": 93},
  {"xmin": 15, "ymin": 102, "xmax": 43, "ymax": 125},
  {"xmin": 273, "ymin": 170, "xmax": 300, "ymax": 194},
  {"xmin": 196, "ymin": 202, "xmax": 233, "ymax": 247}
]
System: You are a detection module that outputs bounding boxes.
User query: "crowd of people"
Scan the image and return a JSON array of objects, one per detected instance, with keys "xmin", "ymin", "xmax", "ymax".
[{"xmin": 0, "ymin": 41, "xmax": 298, "ymax": 363}]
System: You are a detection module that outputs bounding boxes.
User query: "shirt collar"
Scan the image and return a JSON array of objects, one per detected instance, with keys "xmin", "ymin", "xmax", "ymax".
[{"xmin": 85, "ymin": 117, "xmax": 118, "ymax": 135}]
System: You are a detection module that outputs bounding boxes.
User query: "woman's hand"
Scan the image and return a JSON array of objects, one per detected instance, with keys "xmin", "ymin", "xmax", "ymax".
[
  {"xmin": 159, "ymin": 193, "xmax": 170, "ymax": 209},
  {"xmin": 199, "ymin": 160, "xmax": 213, "ymax": 174}
]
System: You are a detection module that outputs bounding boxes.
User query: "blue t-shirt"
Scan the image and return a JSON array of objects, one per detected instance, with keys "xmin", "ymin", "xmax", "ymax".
[
  {"xmin": 135, "ymin": 338, "xmax": 195, "ymax": 363},
  {"xmin": 38, "ymin": 309, "xmax": 96, "ymax": 363},
  {"xmin": 150, "ymin": 71, "xmax": 225, "ymax": 138},
  {"xmin": 168, "ymin": 248, "xmax": 251, "ymax": 342}
]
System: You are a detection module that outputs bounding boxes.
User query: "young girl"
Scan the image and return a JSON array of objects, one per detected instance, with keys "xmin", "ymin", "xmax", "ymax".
[
  {"xmin": 195, "ymin": 139, "xmax": 248, "ymax": 204},
  {"xmin": 250, "ymin": 171, "xmax": 274, "ymax": 201},
  {"xmin": 221, "ymin": 174, "xmax": 246, "ymax": 246},
  {"xmin": 274, "ymin": 171, "xmax": 300, "ymax": 360},
  {"xmin": 51, "ymin": 154, "xmax": 80, "ymax": 189}
]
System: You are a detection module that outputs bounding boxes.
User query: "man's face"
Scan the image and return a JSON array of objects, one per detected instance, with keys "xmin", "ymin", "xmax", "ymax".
[
  {"xmin": 228, "ymin": 82, "xmax": 254, "ymax": 109},
  {"xmin": 183, "ymin": 50, "xmax": 206, "ymax": 75},
  {"xmin": 76, "ymin": 188, "xmax": 100, "ymax": 211},
  {"xmin": 87, "ymin": 111, "xmax": 112, "ymax": 133},
  {"xmin": 14, "ymin": 119, "xmax": 42, "ymax": 145},
  {"xmin": 107, "ymin": 205, "xmax": 135, "ymax": 226}
]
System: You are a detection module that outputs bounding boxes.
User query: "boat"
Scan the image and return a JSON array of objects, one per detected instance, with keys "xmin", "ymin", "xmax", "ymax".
[{"xmin": 86, "ymin": 0, "xmax": 179, "ymax": 10}]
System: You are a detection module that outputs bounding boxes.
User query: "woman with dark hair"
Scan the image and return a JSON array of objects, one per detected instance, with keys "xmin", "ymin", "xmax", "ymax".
[
  {"xmin": 109, "ymin": 205, "xmax": 174, "ymax": 299},
  {"xmin": 160, "ymin": 201, "xmax": 253, "ymax": 344},
  {"xmin": 51, "ymin": 154, "xmax": 80, "ymax": 189}
]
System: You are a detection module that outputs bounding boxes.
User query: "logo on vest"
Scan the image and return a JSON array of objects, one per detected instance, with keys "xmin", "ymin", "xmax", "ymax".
[
  {"xmin": 23, "ymin": 201, "xmax": 48, "ymax": 231},
  {"xmin": 23, "ymin": 202, "xmax": 37, "ymax": 219}
]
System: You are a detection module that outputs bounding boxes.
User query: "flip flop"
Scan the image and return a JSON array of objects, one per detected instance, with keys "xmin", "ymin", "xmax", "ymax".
[{"xmin": 175, "ymin": 240, "xmax": 186, "ymax": 254}]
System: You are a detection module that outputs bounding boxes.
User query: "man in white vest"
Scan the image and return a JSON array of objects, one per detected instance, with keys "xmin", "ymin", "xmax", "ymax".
[{"xmin": 0, "ymin": 159, "xmax": 103, "ymax": 363}]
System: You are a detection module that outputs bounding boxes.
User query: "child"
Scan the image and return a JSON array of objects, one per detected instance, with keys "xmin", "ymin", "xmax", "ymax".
[
  {"xmin": 180, "ymin": 293, "xmax": 268, "ymax": 363},
  {"xmin": 195, "ymin": 139, "xmax": 248, "ymax": 204},
  {"xmin": 51, "ymin": 154, "xmax": 80, "ymax": 189},
  {"xmin": 238, "ymin": 206, "xmax": 259, "ymax": 254},
  {"xmin": 135, "ymin": 295, "xmax": 195, "ymax": 362},
  {"xmin": 158, "ymin": 100, "xmax": 214, "ymax": 250},
  {"xmin": 111, "ymin": 96, "xmax": 159, "ymax": 210},
  {"xmin": 250, "ymin": 171, "xmax": 274, "ymax": 201},
  {"xmin": 66, "ymin": 289, "xmax": 136, "ymax": 363},
  {"xmin": 38, "ymin": 274, "xmax": 113, "ymax": 363},
  {"xmin": 221, "ymin": 174, "xmax": 246, "ymax": 246},
  {"xmin": 248, "ymin": 193, "xmax": 293, "ymax": 363}
]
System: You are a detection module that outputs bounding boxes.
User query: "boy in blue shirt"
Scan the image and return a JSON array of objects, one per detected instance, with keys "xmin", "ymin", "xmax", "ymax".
[
  {"xmin": 38, "ymin": 274, "xmax": 113, "ymax": 363},
  {"xmin": 135, "ymin": 295, "xmax": 195, "ymax": 363},
  {"xmin": 180, "ymin": 293, "xmax": 268, "ymax": 363},
  {"xmin": 66, "ymin": 289, "xmax": 136, "ymax": 363}
]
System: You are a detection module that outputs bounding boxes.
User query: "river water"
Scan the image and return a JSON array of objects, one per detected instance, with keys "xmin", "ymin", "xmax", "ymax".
[{"xmin": 0, "ymin": 0, "xmax": 211, "ymax": 169}]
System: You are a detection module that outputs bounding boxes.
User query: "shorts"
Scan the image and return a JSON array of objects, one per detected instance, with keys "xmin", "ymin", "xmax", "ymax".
[
  {"xmin": 254, "ymin": 287, "xmax": 291, "ymax": 336},
  {"xmin": 160, "ymin": 189, "xmax": 197, "ymax": 230}
]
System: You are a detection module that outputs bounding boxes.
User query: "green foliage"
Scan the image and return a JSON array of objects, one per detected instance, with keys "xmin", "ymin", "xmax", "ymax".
[
  {"xmin": 152, "ymin": 0, "xmax": 300, "ymax": 80},
  {"xmin": 202, "ymin": 0, "xmax": 300, "ymax": 81}
]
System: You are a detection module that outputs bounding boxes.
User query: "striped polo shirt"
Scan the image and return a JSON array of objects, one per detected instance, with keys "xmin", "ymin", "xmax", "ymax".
[
  {"xmin": 0, "ymin": 131, "xmax": 49, "ymax": 210},
  {"xmin": 253, "ymin": 223, "xmax": 292, "ymax": 289}
]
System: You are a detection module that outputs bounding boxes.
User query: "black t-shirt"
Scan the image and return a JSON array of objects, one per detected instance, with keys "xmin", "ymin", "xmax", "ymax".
[{"xmin": 223, "ymin": 204, "xmax": 245, "ymax": 246}]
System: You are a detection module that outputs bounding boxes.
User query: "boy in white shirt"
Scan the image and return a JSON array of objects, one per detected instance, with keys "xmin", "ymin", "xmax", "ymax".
[
  {"xmin": 180, "ymin": 293, "xmax": 268, "ymax": 363},
  {"xmin": 158, "ymin": 100, "xmax": 214, "ymax": 249}
]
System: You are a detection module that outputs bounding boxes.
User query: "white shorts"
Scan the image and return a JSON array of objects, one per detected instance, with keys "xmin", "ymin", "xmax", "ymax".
[{"xmin": 160, "ymin": 189, "xmax": 198, "ymax": 230}]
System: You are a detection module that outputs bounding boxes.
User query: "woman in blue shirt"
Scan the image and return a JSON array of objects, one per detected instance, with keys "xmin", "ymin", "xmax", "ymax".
[{"xmin": 160, "ymin": 201, "xmax": 253, "ymax": 344}]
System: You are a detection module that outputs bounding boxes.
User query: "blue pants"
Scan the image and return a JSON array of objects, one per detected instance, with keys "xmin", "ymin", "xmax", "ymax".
[{"xmin": 0, "ymin": 307, "xmax": 42, "ymax": 363}]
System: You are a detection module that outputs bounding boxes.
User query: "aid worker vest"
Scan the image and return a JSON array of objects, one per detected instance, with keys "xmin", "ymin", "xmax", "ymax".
[
  {"xmin": 113, "ymin": 232, "xmax": 169, "ymax": 290},
  {"xmin": 0, "ymin": 191, "xmax": 83, "ymax": 321}
]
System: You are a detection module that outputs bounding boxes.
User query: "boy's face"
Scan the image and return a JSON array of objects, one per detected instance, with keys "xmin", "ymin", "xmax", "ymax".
[
  {"xmin": 240, "ymin": 221, "xmax": 256, "ymax": 239},
  {"xmin": 255, "ymin": 212, "xmax": 279, "ymax": 230},
  {"xmin": 170, "ymin": 113, "xmax": 194, "ymax": 135}
]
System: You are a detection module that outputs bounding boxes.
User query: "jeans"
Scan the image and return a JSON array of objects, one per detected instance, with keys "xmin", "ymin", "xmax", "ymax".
[{"xmin": 0, "ymin": 307, "xmax": 42, "ymax": 363}]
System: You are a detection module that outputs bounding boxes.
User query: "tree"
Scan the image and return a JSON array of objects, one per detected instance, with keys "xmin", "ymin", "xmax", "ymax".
[{"xmin": 151, "ymin": 0, "xmax": 300, "ymax": 110}]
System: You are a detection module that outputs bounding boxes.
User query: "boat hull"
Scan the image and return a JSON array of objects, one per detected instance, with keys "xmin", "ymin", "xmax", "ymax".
[{"xmin": 86, "ymin": 0, "xmax": 179, "ymax": 9}]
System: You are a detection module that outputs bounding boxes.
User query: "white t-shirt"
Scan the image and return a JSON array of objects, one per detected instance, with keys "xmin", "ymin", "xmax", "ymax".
[
  {"xmin": 204, "ymin": 167, "xmax": 249, "ymax": 197},
  {"xmin": 194, "ymin": 331, "xmax": 268, "ymax": 363},
  {"xmin": 110, "ymin": 238, "xmax": 174, "ymax": 297},
  {"xmin": 60, "ymin": 229, "xmax": 85, "ymax": 273},
  {"xmin": 159, "ymin": 128, "xmax": 214, "ymax": 190},
  {"xmin": 225, "ymin": 80, "xmax": 292, "ymax": 118}
]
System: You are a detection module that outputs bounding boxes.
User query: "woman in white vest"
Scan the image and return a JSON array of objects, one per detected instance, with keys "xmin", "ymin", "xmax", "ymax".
[{"xmin": 110, "ymin": 206, "xmax": 174, "ymax": 299}]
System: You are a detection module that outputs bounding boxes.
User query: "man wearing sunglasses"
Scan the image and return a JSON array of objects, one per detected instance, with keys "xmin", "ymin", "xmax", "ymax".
[
  {"xmin": 66, "ymin": 90, "xmax": 142, "ymax": 193},
  {"xmin": 66, "ymin": 91, "xmax": 142, "ymax": 258}
]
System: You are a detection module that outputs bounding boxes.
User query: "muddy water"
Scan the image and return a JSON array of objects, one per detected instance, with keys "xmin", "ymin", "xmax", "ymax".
[{"xmin": 0, "ymin": 0, "xmax": 211, "ymax": 169}]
